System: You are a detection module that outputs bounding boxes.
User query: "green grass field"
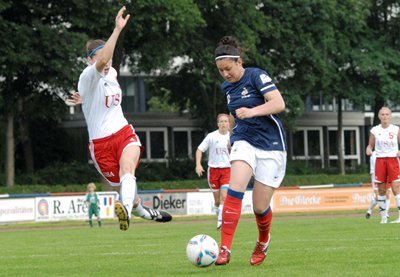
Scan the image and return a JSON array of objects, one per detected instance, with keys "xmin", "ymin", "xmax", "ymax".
[{"xmin": 0, "ymin": 212, "xmax": 399, "ymax": 276}]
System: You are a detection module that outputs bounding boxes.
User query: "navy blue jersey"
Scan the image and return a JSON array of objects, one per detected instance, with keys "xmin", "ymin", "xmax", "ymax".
[{"xmin": 221, "ymin": 67, "xmax": 286, "ymax": 151}]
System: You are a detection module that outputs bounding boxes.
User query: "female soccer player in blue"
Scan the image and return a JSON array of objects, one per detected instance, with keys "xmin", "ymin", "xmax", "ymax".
[{"xmin": 214, "ymin": 36, "xmax": 287, "ymax": 266}]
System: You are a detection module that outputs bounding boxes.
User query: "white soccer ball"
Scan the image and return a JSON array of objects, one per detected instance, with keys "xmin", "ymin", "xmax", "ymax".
[{"xmin": 186, "ymin": 234, "xmax": 219, "ymax": 267}]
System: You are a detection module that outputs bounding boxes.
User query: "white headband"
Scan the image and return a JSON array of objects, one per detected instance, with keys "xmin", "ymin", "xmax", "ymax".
[{"xmin": 215, "ymin": 55, "xmax": 240, "ymax": 61}]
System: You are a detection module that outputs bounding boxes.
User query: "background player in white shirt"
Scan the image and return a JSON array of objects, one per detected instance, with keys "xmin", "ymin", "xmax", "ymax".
[
  {"xmin": 76, "ymin": 6, "xmax": 171, "ymax": 230},
  {"xmin": 365, "ymin": 151, "xmax": 391, "ymax": 219},
  {"xmin": 196, "ymin": 114, "xmax": 231, "ymax": 229},
  {"xmin": 366, "ymin": 107, "xmax": 400, "ymax": 224}
]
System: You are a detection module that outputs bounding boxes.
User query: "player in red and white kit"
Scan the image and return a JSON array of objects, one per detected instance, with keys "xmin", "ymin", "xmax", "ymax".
[
  {"xmin": 77, "ymin": 6, "xmax": 171, "ymax": 230},
  {"xmin": 366, "ymin": 107, "xmax": 400, "ymax": 224},
  {"xmin": 195, "ymin": 114, "xmax": 231, "ymax": 230},
  {"xmin": 365, "ymin": 151, "xmax": 391, "ymax": 219}
]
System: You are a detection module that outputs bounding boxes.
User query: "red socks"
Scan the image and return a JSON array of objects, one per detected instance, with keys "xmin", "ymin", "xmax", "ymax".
[
  {"xmin": 255, "ymin": 207, "xmax": 272, "ymax": 243},
  {"xmin": 221, "ymin": 189, "xmax": 244, "ymax": 250}
]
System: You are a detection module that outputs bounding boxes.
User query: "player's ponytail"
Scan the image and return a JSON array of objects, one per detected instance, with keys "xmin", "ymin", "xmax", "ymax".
[{"xmin": 215, "ymin": 36, "xmax": 241, "ymax": 61}]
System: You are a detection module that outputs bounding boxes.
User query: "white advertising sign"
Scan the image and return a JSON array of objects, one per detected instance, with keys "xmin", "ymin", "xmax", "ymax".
[
  {"xmin": 0, "ymin": 198, "xmax": 35, "ymax": 223},
  {"xmin": 35, "ymin": 192, "xmax": 117, "ymax": 222},
  {"xmin": 186, "ymin": 191, "xmax": 253, "ymax": 215}
]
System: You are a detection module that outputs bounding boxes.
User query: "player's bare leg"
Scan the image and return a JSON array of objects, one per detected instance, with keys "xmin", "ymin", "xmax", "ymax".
[
  {"xmin": 366, "ymin": 191, "xmax": 378, "ymax": 219},
  {"xmin": 390, "ymin": 181, "xmax": 400, "ymax": 223},
  {"xmin": 377, "ymin": 182, "xmax": 388, "ymax": 224},
  {"xmin": 216, "ymin": 187, "xmax": 227, "ymax": 230},
  {"xmin": 212, "ymin": 190, "xmax": 220, "ymax": 216},
  {"xmin": 115, "ymin": 145, "xmax": 140, "ymax": 230}
]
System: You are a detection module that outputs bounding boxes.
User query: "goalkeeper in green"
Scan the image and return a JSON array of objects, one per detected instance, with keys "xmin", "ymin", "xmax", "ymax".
[{"xmin": 85, "ymin": 183, "xmax": 102, "ymax": 227}]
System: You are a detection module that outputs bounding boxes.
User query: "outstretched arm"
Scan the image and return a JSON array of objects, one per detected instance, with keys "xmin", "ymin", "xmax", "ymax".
[{"xmin": 95, "ymin": 6, "xmax": 130, "ymax": 73}]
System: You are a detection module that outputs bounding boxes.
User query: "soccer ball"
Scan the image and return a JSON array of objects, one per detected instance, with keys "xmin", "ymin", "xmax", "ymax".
[{"xmin": 186, "ymin": 234, "xmax": 219, "ymax": 267}]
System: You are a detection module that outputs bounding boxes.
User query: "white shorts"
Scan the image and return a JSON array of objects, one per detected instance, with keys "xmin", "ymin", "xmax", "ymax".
[{"xmin": 230, "ymin": 140, "xmax": 287, "ymax": 188}]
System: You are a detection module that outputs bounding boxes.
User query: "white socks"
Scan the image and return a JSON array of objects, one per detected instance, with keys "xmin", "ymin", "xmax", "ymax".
[
  {"xmin": 386, "ymin": 198, "xmax": 391, "ymax": 217},
  {"xmin": 368, "ymin": 198, "xmax": 377, "ymax": 214},
  {"xmin": 377, "ymin": 195, "xmax": 387, "ymax": 219},
  {"xmin": 395, "ymin": 194, "xmax": 400, "ymax": 218},
  {"xmin": 120, "ymin": 173, "xmax": 137, "ymax": 217},
  {"xmin": 133, "ymin": 199, "xmax": 152, "ymax": 220},
  {"xmin": 218, "ymin": 204, "xmax": 223, "ymax": 225}
]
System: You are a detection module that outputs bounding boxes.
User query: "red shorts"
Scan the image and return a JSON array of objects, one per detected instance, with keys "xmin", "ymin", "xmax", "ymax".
[
  {"xmin": 372, "ymin": 182, "xmax": 391, "ymax": 190},
  {"xmin": 375, "ymin": 157, "xmax": 400, "ymax": 184},
  {"xmin": 89, "ymin": 125, "xmax": 142, "ymax": 186},
  {"xmin": 208, "ymin": 167, "xmax": 230, "ymax": 191}
]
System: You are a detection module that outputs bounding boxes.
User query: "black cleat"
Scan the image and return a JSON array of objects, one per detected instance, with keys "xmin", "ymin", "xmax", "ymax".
[
  {"xmin": 365, "ymin": 212, "xmax": 371, "ymax": 219},
  {"xmin": 142, "ymin": 206, "xmax": 172, "ymax": 222},
  {"xmin": 115, "ymin": 201, "xmax": 130, "ymax": 230}
]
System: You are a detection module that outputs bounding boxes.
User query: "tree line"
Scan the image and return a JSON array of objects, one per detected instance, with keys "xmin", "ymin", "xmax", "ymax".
[{"xmin": 1, "ymin": 0, "xmax": 399, "ymax": 186}]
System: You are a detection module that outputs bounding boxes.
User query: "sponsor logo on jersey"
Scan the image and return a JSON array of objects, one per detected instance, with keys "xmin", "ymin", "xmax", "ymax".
[
  {"xmin": 241, "ymin": 87, "xmax": 250, "ymax": 99},
  {"xmin": 103, "ymin": 171, "xmax": 115, "ymax": 177},
  {"xmin": 260, "ymin": 74, "xmax": 272, "ymax": 84}
]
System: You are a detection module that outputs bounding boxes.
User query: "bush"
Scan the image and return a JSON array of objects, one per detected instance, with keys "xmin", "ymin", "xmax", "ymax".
[
  {"xmin": 136, "ymin": 159, "xmax": 198, "ymax": 182},
  {"xmin": 12, "ymin": 161, "xmax": 99, "ymax": 185},
  {"xmin": 0, "ymin": 183, "xmax": 104, "ymax": 194},
  {"xmin": 281, "ymin": 174, "xmax": 370, "ymax": 187}
]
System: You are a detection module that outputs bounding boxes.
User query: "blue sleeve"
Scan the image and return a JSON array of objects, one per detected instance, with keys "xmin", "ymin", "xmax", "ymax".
[{"xmin": 252, "ymin": 69, "xmax": 277, "ymax": 95}]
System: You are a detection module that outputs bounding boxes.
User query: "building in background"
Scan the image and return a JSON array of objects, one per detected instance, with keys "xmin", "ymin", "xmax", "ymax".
[{"xmin": 63, "ymin": 70, "xmax": 400, "ymax": 169}]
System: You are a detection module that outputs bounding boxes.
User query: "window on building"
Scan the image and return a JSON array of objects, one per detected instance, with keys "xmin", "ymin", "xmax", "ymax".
[
  {"xmin": 328, "ymin": 130, "xmax": 338, "ymax": 156},
  {"xmin": 136, "ymin": 131, "xmax": 147, "ymax": 159},
  {"xmin": 328, "ymin": 127, "xmax": 360, "ymax": 165},
  {"xmin": 291, "ymin": 128, "xmax": 323, "ymax": 166},
  {"xmin": 135, "ymin": 128, "xmax": 167, "ymax": 161},
  {"xmin": 308, "ymin": 130, "xmax": 321, "ymax": 156},
  {"xmin": 120, "ymin": 76, "xmax": 138, "ymax": 113},
  {"xmin": 292, "ymin": 131, "xmax": 305, "ymax": 156},
  {"xmin": 344, "ymin": 130, "xmax": 357, "ymax": 155},
  {"xmin": 191, "ymin": 130, "xmax": 205, "ymax": 157},
  {"xmin": 174, "ymin": 131, "xmax": 189, "ymax": 158},
  {"xmin": 172, "ymin": 128, "xmax": 204, "ymax": 159},
  {"xmin": 150, "ymin": 131, "xmax": 166, "ymax": 159}
]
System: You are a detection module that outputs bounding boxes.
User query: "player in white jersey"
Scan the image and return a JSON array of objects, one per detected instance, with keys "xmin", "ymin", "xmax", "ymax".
[
  {"xmin": 196, "ymin": 114, "xmax": 231, "ymax": 229},
  {"xmin": 365, "ymin": 151, "xmax": 391, "ymax": 219},
  {"xmin": 366, "ymin": 107, "xmax": 400, "ymax": 224},
  {"xmin": 76, "ymin": 6, "xmax": 171, "ymax": 230}
]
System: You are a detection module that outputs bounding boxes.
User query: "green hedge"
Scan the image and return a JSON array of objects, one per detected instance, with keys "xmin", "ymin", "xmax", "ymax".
[
  {"xmin": 0, "ymin": 160, "xmax": 371, "ymax": 193},
  {"xmin": 0, "ymin": 184, "xmax": 103, "ymax": 194},
  {"xmin": 139, "ymin": 174, "xmax": 371, "ymax": 190},
  {"xmin": 0, "ymin": 174, "xmax": 371, "ymax": 194}
]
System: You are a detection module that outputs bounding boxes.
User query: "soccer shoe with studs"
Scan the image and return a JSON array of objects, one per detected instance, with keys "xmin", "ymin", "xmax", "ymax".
[
  {"xmin": 114, "ymin": 201, "xmax": 130, "ymax": 231},
  {"xmin": 142, "ymin": 206, "xmax": 172, "ymax": 222},
  {"xmin": 390, "ymin": 218, "xmax": 400, "ymax": 224},
  {"xmin": 215, "ymin": 246, "xmax": 231, "ymax": 265},
  {"xmin": 250, "ymin": 237, "xmax": 271, "ymax": 266},
  {"xmin": 365, "ymin": 212, "xmax": 371, "ymax": 219}
]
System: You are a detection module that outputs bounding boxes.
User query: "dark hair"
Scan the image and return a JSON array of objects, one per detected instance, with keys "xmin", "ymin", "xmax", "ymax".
[
  {"xmin": 214, "ymin": 36, "xmax": 241, "ymax": 61},
  {"xmin": 86, "ymin": 39, "xmax": 106, "ymax": 57}
]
